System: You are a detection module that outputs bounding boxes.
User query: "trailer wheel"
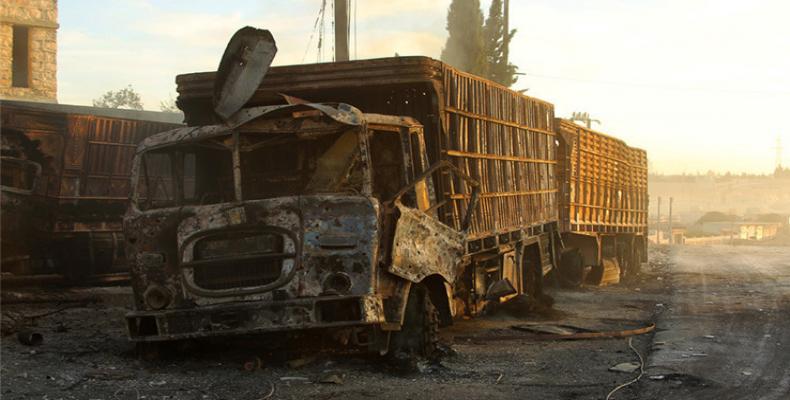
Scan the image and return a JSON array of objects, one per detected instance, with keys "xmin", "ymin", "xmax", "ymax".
[
  {"xmin": 631, "ymin": 246, "xmax": 643, "ymax": 276},
  {"xmin": 389, "ymin": 283, "xmax": 439, "ymax": 361},
  {"xmin": 618, "ymin": 247, "xmax": 630, "ymax": 281}
]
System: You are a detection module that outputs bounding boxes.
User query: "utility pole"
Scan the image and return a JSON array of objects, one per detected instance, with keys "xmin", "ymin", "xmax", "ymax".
[
  {"xmin": 570, "ymin": 112, "xmax": 601, "ymax": 129},
  {"xmin": 656, "ymin": 197, "xmax": 662, "ymax": 244},
  {"xmin": 503, "ymin": 0, "xmax": 509, "ymax": 65},
  {"xmin": 334, "ymin": 0, "xmax": 349, "ymax": 61},
  {"xmin": 668, "ymin": 197, "xmax": 674, "ymax": 245}
]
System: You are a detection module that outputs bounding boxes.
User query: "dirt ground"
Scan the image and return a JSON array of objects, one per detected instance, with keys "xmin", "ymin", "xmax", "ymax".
[{"xmin": 2, "ymin": 244, "xmax": 788, "ymax": 400}]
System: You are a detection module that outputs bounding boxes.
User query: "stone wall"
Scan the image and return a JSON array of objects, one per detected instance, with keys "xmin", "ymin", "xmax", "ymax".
[{"xmin": 0, "ymin": 0, "xmax": 58, "ymax": 102}]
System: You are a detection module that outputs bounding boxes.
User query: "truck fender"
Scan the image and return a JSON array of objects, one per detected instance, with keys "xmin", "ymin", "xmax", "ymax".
[{"xmin": 388, "ymin": 202, "xmax": 466, "ymax": 284}]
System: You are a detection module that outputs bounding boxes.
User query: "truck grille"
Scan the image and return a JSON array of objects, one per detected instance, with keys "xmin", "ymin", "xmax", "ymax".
[{"xmin": 193, "ymin": 258, "xmax": 282, "ymax": 290}]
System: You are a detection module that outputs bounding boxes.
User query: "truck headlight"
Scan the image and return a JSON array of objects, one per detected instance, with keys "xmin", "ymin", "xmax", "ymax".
[{"xmin": 143, "ymin": 285, "xmax": 172, "ymax": 310}]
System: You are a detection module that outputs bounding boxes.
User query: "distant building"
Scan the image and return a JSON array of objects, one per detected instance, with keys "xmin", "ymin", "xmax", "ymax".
[
  {"xmin": 737, "ymin": 222, "xmax": 781, "ymax": 241},
  {"xmin": 0, "ymin": 0, "xmax": 58, "ymax": 103}
]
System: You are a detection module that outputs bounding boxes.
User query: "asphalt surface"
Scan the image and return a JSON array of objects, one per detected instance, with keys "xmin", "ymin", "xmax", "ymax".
[
  {"xmin": 1, "ymin": 244, "xmax": 788, "ymax": 399},
  {"xmin": 639, "ymin": 245, "xmax": 790, "ymax": 399}
]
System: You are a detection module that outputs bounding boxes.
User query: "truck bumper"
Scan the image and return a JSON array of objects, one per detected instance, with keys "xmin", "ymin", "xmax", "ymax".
[{"xmin": 126, "ymin": 295, "xmax": 385, "ymax": 342}]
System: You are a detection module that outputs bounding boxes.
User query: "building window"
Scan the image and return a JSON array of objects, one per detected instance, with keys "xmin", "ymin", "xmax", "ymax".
[{"xmin": 12, "ymin": 26, "xmax": 30, "ymax": 88}]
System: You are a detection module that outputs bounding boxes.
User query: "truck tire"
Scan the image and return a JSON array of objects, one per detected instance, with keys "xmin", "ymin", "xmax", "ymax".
[
  {"xmin": 389, "ymin": 283, "xmax": 439, "ymax": 360},
  {"xmin": 558, "ymin": 250, "xmax": 585, "ymax": 288}
]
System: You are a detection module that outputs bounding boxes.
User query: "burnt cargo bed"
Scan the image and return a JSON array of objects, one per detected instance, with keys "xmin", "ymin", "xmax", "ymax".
[
  {"xmin": 556, "ymin": 118, "xmax": 648, "ymax": 235},
  {"xmin": 1, "ymin": 101, "xmax": 183, "ymax": 277},
  {"xmin": 175, "ymin": 56, "xmax": 558, "ymax": 248},
  {"xmin": 555, "ymin": 118, "xmax": 649, "ymax": 283}
]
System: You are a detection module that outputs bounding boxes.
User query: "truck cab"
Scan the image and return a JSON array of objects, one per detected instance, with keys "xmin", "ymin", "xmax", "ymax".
[{"xmin": 125, "ymin": 102, "xmax": 474, "ymax": 356}]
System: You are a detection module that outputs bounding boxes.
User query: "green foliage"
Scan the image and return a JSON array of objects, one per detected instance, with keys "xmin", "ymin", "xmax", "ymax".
[
  {"xmin": 92, "ymin": 85, "xmax": 144, "ymax": 110},
  {"xmin": 440, "ymin": 0, "xmax": 486, "ymax": 77},
  {"xmin": 483, "ymin": 0, "xmax": 518, "ymax": 86},
  {"xmin": 440, "ymin": 0, "xmax": 519, "ymax": 87}
]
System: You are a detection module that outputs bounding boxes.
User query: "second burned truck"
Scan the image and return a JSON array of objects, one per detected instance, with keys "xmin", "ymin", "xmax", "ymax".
[{"xmin": 124, "ymin": 28, "xmax": 647, "ymax": 356}]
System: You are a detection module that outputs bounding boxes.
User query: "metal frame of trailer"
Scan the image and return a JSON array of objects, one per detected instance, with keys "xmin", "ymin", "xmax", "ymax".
[{"xmin": 555, "ymin": 118, "xmax": 648, "ymax": 284}]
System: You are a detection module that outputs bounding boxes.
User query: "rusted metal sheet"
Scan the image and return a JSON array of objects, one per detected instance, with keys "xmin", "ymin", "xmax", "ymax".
[
  {"xmin": 213, "ymin": 27, "xmax": 277, "ymax": 120},
  {"xmin": 389, "ymin": 201, "xmax": 465, "ymax": 284},
  {"xmin": 556, "ymin": 118, "xmax": 648, "ymax": 235}
]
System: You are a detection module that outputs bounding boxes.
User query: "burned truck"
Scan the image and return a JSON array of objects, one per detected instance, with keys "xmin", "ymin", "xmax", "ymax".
[
  {"xmin": 125, "ymin": 102, "xmax": 480, "ymax": 355},
  {"xmin": 124, "ymin": 28, "xmax": 558, "ymax": 355},
  {"xmin": 0, "ymin": 100, "xmax": 183, "ymax": 279}
]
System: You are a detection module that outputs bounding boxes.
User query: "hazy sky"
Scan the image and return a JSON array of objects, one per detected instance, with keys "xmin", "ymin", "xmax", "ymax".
[{"xmin": 57, "ymin": 0, "xmax": 790, "ymax": 174}]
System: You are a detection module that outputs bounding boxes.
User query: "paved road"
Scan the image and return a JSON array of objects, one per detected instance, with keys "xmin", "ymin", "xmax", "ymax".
[{"xmin": 641, "ymin": 245, "xmax": 790, "ymax": 400}]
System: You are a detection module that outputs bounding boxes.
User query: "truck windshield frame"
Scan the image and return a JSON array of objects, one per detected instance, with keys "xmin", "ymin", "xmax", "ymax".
[{"xmin": 132, "ymin": 127, "xmax": 370, "ymax": 211}]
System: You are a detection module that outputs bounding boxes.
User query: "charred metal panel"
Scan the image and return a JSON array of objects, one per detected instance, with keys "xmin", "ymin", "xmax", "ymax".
[
  {"xmin": 126, "ymin": 294, "xmax": 385, "ymax": 341},
  {"xmin": 126, "ymin": 195, "xmax": 380, "ymax": 310},
  {"xmin": 389, "ymin": 202, "xmax": 465, "ymax": 284},
  {"xmin": 213, "ymin": 27, "xmax": 277, "ymax": 120}
]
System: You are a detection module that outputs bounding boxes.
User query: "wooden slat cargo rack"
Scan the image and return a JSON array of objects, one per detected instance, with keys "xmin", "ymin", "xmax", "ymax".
[{"xmin": 556, "ymin": 118, "xmax": 648, "ymax": 285}]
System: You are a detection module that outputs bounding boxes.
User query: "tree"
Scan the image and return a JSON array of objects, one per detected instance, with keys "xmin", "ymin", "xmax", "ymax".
[
  {"xmin": 440, "ymin": 0, "xmax": 486, "ymax": 77},
  {"xmin": 92, "ymin": 85, "xmax": 143, "ymax": 110},
  {"xmin": 483, "ymin": 0, "xmax": 519, "ymax": 86},
  {"xmin": 159, "ymin": 94, "xmax": 180, "ymax": 113}
]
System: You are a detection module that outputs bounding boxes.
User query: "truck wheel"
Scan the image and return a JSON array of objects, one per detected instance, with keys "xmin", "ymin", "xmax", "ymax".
[
  {"xmin": 618, "ymin": 247, "xmax": 630, "ymax": 281},
  {"xmin": 631, "ymin": 246, "xmax": 643, "ymax": 276},
  {"xmin": 559, "ymin": 250, "xmax": 584, "ymax": 288},
  {"xmin": 389, "ymin": 283, "xmax": 439, "ymax": 361}
]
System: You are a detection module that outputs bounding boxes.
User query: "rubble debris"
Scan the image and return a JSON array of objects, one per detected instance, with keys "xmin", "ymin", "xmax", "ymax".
[
  {"xmin": 318, "ymin": 373, "xmax": 344, "ymax": 384},
  {"xmin": 287, "ymin": 355, "xmax": 318, "ymax": 369},
  {"xmin": 17, "ymin": 330, "xmax": 43, "ymax": 346},
  {"xmin": 609, "ymin": 362, "xmax": 640, "ymax": 373},
  {"xmin": 279, "ymin": 376, "xmax": 310, "ymax": 382},
  {"xmin": 1, "ymin": 311, "xmax": 25, "ymax": 336},
  {"xmin": 260, "ymin": 381, "xmax": 276, "ymax": 399},
  {"xmin": 510, "ymin": 324, "xmax": 591, "ymax": 336},
  {"xmin": 243, "ymin": 356, "xmax": 264, "ymax": 371},
  {"xmin": 456, "ymin": 322, "xmax": 656, "ymax": 343},
  {"xmin": 485, "ymin": 279, "xmax": 517, "ymax": 300},
  {"xmin": 483, "ymin": 294, "xmax": 555, "ymax": 317},
  {"xmin": 605, "ymin": 338, "xmax": 645, "ymax": 400}
]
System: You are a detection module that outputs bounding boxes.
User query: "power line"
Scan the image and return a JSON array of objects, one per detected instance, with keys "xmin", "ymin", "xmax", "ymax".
[
  {"xmin": 522, "ymin": 72, "xmax": 790, "ymax": 96},
  {"xmin": 353, "ymin": 0, "xmax": 357, "ymax": 59},
  {"xmin": 301, "ymin": 0, "xmax": 325, "ymax": 63}
]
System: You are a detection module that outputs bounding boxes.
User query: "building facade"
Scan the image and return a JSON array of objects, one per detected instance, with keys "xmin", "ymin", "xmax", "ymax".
[{"xmin": 0, "ymin": 0, "xmax": 58, "ymax": 102}]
